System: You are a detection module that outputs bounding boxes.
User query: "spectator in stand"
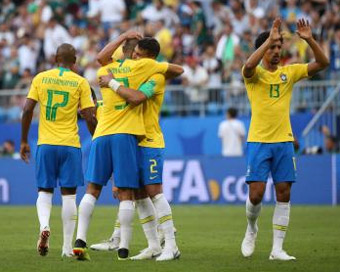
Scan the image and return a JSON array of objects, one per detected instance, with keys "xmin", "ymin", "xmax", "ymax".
[
  {"xmin": 188, "ymin": 1, "xmax": 209, "ymax": 48},
  {"xmin": 155, "ymin": 20, "xmax": 173, "ymax": 61},
  {"xmin": 0, "ymin": 0, "xmax": 15, "ymax": 24},
  {"xmin": 216, "ymin": 22, "xmax": 240, "ymax": 82},
  {"xmin": 328, "ymin": 25, "xmax": 340, "ymax": 80},
  {"xmin": 202, "ymin": 43, "xmax": 222, "ymax": 88},
  {"xmin": 142, "ymin": 0, "xmax": 178, "ymax": 28},
  {"xmin": 44, "ymin": 17, "xmax": 71, "ymax": 59},
  {"xmin": 2, "ymin": 48, "xmax": 20, "ymax": 89},
  {"xmin": 182, "ymin": 55, "xmax": 209, "ymax": 106},
  {"xmin": 218, "ymin": 108, "xmax": 246, "ymax": 157},
  {"xmin": 15, "ymin": 68, "xmax": 33, "ymax": 90},
  {"xmin": 18, "ymin": 34, "xmax": 39, "ymax": 75}
]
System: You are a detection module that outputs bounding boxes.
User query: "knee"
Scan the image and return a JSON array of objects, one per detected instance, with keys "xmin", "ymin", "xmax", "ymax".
[
  {"xmin": 145, "ymin": 184, "xmax": 162, "ymax": 199},
  {"xmin": 249, "ymin": 194, "xmax": 263, "ymax": 206},
  {"xmin": 86, "ymin": 183, "xmax": 102, "ymax": 199},
  {"xmin": 276, "ymin": 189, "xmax": 291, "ymax": 202}
]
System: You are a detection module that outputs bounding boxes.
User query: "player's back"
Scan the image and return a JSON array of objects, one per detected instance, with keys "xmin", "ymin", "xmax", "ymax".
[
  {"xmin": 28, "ymin": 67, "xmax": 93, "ymax": 148},
  {"xmin": 94, "ymin": 58, "xmax": 168, "ymax": 139},
  {"xmin": 139, "ymin": 73, "xmax": 166, "ymax": 148}
]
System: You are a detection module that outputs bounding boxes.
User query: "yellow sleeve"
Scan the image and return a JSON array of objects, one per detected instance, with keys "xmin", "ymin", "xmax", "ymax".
[
  {"xmin": 27, "ymin": 75, "xmax": 39, "ymax": 101},
  {"xmin": 242, "ymin": 65, "xmax": 259, "ymax": 84},
  {"xmin": 136, "ymin": 59, "xmax": 169, "ymax": 75},
  {"xmin": 289, "ymin": 64, "xmax": 308, "ymax": 83},
  {"xmin": 79, "ymin": 79, "xmax": 95, "ymax": 110}
]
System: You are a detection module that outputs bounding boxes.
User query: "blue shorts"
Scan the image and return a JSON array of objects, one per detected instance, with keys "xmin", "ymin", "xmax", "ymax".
[
  {"xmin": 35, "ymin": 145, "xmax": 84, "ymax": 189},
  {"xmin": 138, "ymin": 147, "xmax": 164, "ymax": 186},
  {"xmin": 85, "ymin": 134, "xmax": 140, "ymax": 189},
  {"xmin": 245, "ymin": 142, "xmax": 296, "ymax": 183}
]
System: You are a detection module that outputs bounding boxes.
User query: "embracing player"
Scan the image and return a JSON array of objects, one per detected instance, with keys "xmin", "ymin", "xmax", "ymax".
[
  {"xmin": 20, "ymin": 43, "xmax": 97, "ymax": 257},
  {"xmin": 73, "ymin": 32, "xmax": 183, "ymax": 261},
  {"xmin": 96, "ymin": 37, "xmax": 182, "ymax": 261},
  {"xmin": 241, "ymin": 18, "xmax": 329, "ymax": 260}
]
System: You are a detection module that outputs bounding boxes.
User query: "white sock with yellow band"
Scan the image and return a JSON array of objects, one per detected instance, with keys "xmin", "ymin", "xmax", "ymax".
[
  {"xmin": 152, "ymin": 194, "xmax": 176, "ymax": 250},
  {"xmin": 272, "ymin": 201, "xmax": 290, "ymax": 252},
  {"xmin": 136, "ymin": 198, "xmax": 159, "ymax": 250}
]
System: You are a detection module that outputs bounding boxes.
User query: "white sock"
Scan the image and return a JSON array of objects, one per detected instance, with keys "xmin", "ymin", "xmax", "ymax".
[
  {"xmin": 118, "ymin": 200, "xmax": 134, "ymax": 249},
  {"xmin": 61, "ymin": 194, "xmax": 77, "ymax": 253},
  {"xmin": 135, "ymin": 198, "xmax": 159, "ymax": 250},
  {"xmin": 272, "ymin": 201, "xmax": 290, "ymax": 252},
  {"xmin": 76, "ymin": 194, "xmax": 96, "ymax": 243},
  {"xmin": 152, "ymin": 194, "xmax": 176, "ymax": 250},
  {"xmin": 246, "ymin": 197, "xmax": 262, "ymax": 233},
  {"xmin": 36, "ymin": 191, "xmax": 53, "ymax": 232},
  {"xmin": 110, "ymin": 219, "xmax": 121, "ymax": 240}
]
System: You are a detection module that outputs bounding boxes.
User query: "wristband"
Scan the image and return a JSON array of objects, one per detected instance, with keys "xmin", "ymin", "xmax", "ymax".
[{"xmin": 108, "ymin": 79, "xmax": 121, "ymax": 92}]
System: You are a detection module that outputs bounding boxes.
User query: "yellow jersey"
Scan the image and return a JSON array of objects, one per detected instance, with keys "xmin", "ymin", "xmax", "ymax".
[
  {"xmin": 93, "ymin": 58, "xmax": 169, "ymax": 140},
  {"xmin": 27, "ymin": 67, "xmax": 94, "ymax": 148},
  {"xmin": 243, "ymin": 64, "xmax": 308, "ymax": 142},
  {"xmin": 138, "ymin": 74, "xmax": 166, "ymax": 148},
  {"xmin": 96, "ymin": 100, "xmax": 104, "ymax": 121}
]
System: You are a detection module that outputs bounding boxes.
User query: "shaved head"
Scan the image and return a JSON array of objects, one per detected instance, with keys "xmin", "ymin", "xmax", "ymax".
[{"xmin": 56, "ymin": 43, "xmax": 76, "ymax": 65}]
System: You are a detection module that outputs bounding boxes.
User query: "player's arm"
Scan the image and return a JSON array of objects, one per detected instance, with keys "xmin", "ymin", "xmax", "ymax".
[
  {"xmin": 79, "ymin": 80, "xmax": 97, "ymax": 135},
  {"xmin": 20, "ymin": 98, "xmax": 37, "ymax": 163},
  {"xmin": 98, "ymin": 69, "xmax": 148, "ymax": 106},
  {"xmin": 96, "ymin": 30, "xmax": 143, "ymax": 66},
  {"xmin": 165, "ymin": 64, "xmax": 184, "ymax": 79},
  {"xmin": 243, "ymin": 18, "xmax": 282, "ymax": 78},
  {"xmin": 296, "ymin": 18, "xmax": 329, "ymax": 77},
  {"xmin": 81, "ymin": 107, "xmax": 97, "ymax": 135}
]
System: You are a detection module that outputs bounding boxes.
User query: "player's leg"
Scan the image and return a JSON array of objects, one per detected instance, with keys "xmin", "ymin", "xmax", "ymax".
[
  {"xmin": 269, "ymin": 142, "xmax": 296, "ymax": 261},
  {"xmin": 73, "ymin": 136, "xmax": 112, "ymax": 260},
  {"xmin": 112, "ymin": 134, "xmax": 140, "ymax": 260},
  {"xmin": 60, "ymin": 187, "xmax": 77, "ymax": 257},
  {"xmin": 241, "ymin": 143, "xmax": 271, "ymax": 257},
  {"xmin": 130, "ymin": 188, "xmax": 161, "ymax": 260},
  {"xmin": 35, "ymin": 144, "xmax": 58, "ymax": 256},
  {"xmin": 58, "ymin": 146, "xmax": 83, "ymax": 257},
  {"xmin": 139, "ymin": 147, "xmax": 179, "ymax": 261}
]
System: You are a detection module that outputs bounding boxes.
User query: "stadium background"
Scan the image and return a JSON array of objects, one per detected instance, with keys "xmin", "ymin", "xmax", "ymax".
[{"xmin": 0, "ymin": 1, "xmax": 339, "ymax": 271}]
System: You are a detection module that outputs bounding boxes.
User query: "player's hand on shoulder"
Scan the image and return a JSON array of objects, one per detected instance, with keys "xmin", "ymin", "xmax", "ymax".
[
  {"xmin": 269, "ymin": 18, "xmax": 282, "ymax": 44},
  {"xmin": 20, "ymin": 142, "xmax": 30, "ymax": 163},
  {"xmin": 296, "ymin": 18, "xmax": 312, "ymax": 41},
  {"xmin": 99, "ymin": 69, "xmax": 115, "ymax": 88}
]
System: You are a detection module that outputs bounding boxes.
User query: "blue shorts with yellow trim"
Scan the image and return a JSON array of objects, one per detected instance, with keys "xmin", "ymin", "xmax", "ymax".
[
  {"xmin": 245, "ymin": 142, "xmax": 296, "ymax": 183},
  {"xmin": 138, "ymin": 147, "xmax": 164, "ymax": 186},
  {"xmin": 35, "ymin": 145, "xmax": 84, "ymax": 189},
  {"xmin": 85, "ymin": 134, "xmax": 140, "ymax": 189}
]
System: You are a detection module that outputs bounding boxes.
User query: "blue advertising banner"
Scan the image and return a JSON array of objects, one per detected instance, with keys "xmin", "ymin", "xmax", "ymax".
[{"xmin": 0, "ymin": 155, "xmax": 336, "ymax": 205}]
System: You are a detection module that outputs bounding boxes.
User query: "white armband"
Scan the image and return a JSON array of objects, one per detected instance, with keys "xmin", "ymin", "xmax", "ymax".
[{"xmin": 108, "ymin": 79, "xmax": 121, "ymax": 92}]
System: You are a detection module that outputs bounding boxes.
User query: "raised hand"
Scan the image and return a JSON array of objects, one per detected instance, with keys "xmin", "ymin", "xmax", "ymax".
[
  {"xmin": 269, "ymin": 18, "xmax": 282, "ymax": 44},
  {"xmin": 123, "ymin": 30, "xmax": 143, "ymax": 40},
  {"xmin": 296, "ymin": 18, "xmax": 312, "ymax": 41}
]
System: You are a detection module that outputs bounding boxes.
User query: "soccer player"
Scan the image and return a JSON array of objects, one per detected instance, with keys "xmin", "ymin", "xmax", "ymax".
[
  {"xmin": 73, "ymin": 33, "xmax": 183, "ymax": 261},
  {"xmin": 97, "ymin": 37, "xmax": 182, "ymax": 261},
  {"xmin": 241, "ymin": 18, "xmax": 329, "ymax": 260},
  {"xmin": 20, "ymin": 43, "xmax": 97, "ymax": 257}
]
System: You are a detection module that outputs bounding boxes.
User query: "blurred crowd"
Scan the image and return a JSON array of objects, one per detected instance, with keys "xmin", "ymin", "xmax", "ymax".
[{"xmin": 0, "ymin": 0, "xmax": 340, "ymax": 122}]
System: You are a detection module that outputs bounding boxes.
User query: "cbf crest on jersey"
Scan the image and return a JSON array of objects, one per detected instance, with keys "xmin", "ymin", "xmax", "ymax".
[{"xmin": 280, "ymin": 73, "xmax": 288, "ymax": 82}]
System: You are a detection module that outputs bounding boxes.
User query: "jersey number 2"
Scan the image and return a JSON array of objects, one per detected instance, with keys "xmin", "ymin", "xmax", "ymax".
[{"xmin": 46, "ymin": 90, "xmax": 69, "ymax": 121}]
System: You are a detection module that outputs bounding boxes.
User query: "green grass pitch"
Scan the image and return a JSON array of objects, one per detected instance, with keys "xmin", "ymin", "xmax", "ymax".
[{"xmin": 0, "ymin": 205, "xmax": 339, "ymax": 272}]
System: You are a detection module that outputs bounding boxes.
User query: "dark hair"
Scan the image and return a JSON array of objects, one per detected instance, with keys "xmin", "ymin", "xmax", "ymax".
[
  {"xmin": 137, "ymin": 38, "xmax": 160, "ymax": 58},
  {"xmin": 227, "ymin": 108, "xmax": 237, "ymax": 118},
  {"xmin": 255, "ymin": 31, "xmax": 283, "ymax": 49},
  {"xmin": 56, "ymin": 43, "xmax": 76, "ymax": 64},
  {"xmin": 4, "ymin": 140, "xmax": 14, "ymax": 146}
]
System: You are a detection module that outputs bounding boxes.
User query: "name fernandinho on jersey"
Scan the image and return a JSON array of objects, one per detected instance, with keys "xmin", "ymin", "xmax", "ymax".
[{"xmin": 42, "ymin": 77, "xmax": 79, "ymax": 87}]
